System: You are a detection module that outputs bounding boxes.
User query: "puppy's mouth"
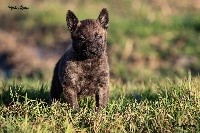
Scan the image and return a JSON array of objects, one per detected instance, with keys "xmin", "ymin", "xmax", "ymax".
[
  {"xmin": 78, "ymin": 42, "xmax": 103, "ymax": 58},
  {"xmin": 85, "ymin": 49, "xmax": 97, "ymax": 55},
  {"xmin": 82, "ymin": 43, "xmax": 97, "ymax": 53},
  {"xmin": 89, "ymin": 50, "xmax": 97, "ymax": 55}
]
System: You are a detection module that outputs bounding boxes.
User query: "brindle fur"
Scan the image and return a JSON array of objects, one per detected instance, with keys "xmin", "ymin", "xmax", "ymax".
[{"xmin": 50, "ymin": 8, "xmax": 109, "ymax": 109}]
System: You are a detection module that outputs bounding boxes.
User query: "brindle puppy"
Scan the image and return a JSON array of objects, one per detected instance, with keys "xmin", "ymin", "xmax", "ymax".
[{"xmin": 50, "ymin": 8, "xmax": 109, "ymax": 109}]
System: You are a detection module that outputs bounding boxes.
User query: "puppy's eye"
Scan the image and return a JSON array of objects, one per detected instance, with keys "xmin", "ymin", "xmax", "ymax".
[
  {"xmin": 79, "ymin": 35, "xmax": 86, "ymax": 41},
  {"xmin": 95, "ymin": 34, "xmax": 102, "ymax": 39}
]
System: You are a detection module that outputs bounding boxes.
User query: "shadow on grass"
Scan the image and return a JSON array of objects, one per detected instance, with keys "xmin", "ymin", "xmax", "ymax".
[
  {"xmin": 110, "ymin": 88, "xmax": 160, "ymax": 104},
  {"xmin": 0, "ymin": 83, "xmax": 50, "ymax": 106},
  {"xmin": 1, "ymin": 87, "xmax": 160, "ymax": 107},
  {"xmin": 0, "ymin": 81, "xmax": 95, "ymax": 109},
  {"xmin": 1, "ymin": 79, "xmax": 160, "ymax": 107}
]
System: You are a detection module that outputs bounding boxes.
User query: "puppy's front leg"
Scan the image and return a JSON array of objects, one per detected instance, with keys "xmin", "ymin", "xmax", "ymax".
[
  {"xmin": 63, "ymin": 88, "xmax": 79, "ymax": 109},
  {"xmin": 96, "ymin": 86, "xmax": 109, "ymax": 109}
]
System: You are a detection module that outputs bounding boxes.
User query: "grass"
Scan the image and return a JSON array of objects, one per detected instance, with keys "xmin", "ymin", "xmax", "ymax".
[{"xmin": 0, "ymin": 76, "xmax": 200, "ymax": 132}]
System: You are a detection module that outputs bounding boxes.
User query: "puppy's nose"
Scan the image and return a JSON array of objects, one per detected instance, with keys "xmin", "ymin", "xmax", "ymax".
[{"xmin": 87, "ymin": 39, "xmax": 93, "ymax": 43}]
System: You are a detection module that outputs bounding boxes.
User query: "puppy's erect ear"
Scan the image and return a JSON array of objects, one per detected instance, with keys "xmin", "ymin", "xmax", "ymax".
[
  {"xmin": 97, "ymin": 8, "xmax": 109, "ymax": 29},
  {"xmin": 66, "ymin": 10, "xmax": 79, "ymax": 33}
]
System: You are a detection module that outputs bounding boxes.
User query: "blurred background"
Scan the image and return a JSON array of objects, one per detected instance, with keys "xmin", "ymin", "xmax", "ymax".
[{"xmin": 0, "ymin": 0, "xmax": 200, "ymax": 83}]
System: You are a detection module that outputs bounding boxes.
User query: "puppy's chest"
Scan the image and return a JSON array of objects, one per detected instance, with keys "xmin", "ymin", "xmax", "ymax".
[
  {"xmin": 78, "ymin": 61, "xmax": 103, "ymax": 83},
  {"xmin": 70, "ymin": 59, "xmax": 108, "ymax": 93}
]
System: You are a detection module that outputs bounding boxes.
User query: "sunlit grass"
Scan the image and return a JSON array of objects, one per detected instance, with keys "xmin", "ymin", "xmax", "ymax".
[{"xmin": 0, "ymin": 76, "xmax": 200, "ymax": 132}]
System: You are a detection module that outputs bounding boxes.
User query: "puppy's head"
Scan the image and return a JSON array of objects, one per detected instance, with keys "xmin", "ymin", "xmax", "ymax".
[{"xmin": 66, "ymin": 8, "xmax": 109, "ymax": 59}]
